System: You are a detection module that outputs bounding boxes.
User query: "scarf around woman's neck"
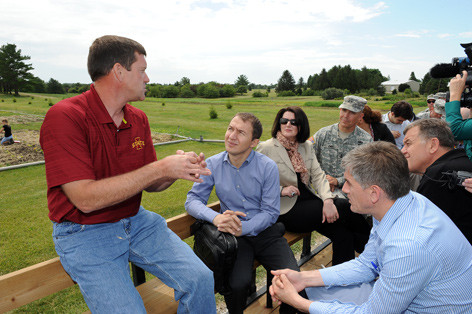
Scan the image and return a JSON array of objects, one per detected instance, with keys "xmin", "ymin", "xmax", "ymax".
[{"xmin": 276, "ymin": 131, "xmax": 309, "ymax": 185}]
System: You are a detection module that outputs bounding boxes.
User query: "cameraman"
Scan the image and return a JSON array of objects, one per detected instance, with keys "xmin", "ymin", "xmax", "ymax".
[
  {"xmin": 446, "ymin": 70, "xmax": 472, "ymax": 161},
  {"xmin": 445, "ymin": 70, "xmax": 472, "ymax": 193}
]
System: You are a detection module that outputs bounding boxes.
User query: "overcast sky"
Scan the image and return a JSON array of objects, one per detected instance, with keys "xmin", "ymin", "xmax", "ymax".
[{"xmin": 2, "ymin": 0, "xmax": 471, "ymax": 85}]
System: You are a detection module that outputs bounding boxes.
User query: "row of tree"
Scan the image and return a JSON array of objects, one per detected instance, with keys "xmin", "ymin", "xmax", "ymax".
[
  {"xmin": 275, "ymin": 66, "xmax": 389, "ymax": 96},
  {"xmin": 0, "ymin": 43, "xmax": 451, "ymax": 97}
]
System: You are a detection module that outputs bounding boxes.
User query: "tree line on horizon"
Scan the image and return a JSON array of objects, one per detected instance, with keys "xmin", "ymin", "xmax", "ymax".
[{"xmin": 1, "ymin": 43, "xmax": 448, "ymax": 98}]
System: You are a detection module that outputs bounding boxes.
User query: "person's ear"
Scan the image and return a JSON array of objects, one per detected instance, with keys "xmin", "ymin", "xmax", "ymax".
[
  {"xmin": 429, "ymin": 138, "xmax": 440, "ymax": 154},
  {"xmin": 359, "ymin": 112, "xmax": 365, "ymax": 122},
  {"xmin": 112, "ymin": 63, "xmax": 124, "ymax": 81},
  {"xmin": 369, "ymin": 185, "xmax": 382, "ymax": 204},
  {"xmin": 251, "ymin": 138, "xmax": 260, "ymax": 148}
]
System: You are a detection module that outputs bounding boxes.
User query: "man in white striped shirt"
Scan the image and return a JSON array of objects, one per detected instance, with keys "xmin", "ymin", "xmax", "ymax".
[{"xmin": 269, "ymin": 141, "xmax": 472, "ymax": 313}]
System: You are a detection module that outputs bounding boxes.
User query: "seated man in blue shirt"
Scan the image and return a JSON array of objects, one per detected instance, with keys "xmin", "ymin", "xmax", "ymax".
[
  {"xmin": 269, "ymin": 141, "xmax": 472, "ymax": 313},
  {"xmin": 185, "ymin": 112, "xmax": 301, "ymax": 314}
]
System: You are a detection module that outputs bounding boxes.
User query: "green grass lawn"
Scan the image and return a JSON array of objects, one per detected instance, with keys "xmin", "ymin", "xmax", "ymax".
[{"xmin": 0, "ymin": 91, "xmax": 428, "ymax": 312}]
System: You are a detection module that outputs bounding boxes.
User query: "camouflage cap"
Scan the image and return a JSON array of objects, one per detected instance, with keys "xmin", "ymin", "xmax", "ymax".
[
  {"xmin": 427, "ymin": 94, "xmax": 437, "ymax": 100},
  {"xmin": 434, "ymin": 99, "xmax": 446, "ymax": 115},
  {"xmin": 435, "ymin": 92, "xmax": 447, "ymax": 100},
  {"xmin": 338, "ymin": 95, "xmax": 367, "ymax": 113}
]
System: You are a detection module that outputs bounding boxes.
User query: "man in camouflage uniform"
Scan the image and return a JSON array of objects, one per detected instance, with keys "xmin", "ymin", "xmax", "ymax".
[
  {"xmin": 313, "ymin": 95, "xmax": 372, "ymax": 198},
  {"xmin": 417, "ymin": 95, "xmax": 445, "ymax": 120}
]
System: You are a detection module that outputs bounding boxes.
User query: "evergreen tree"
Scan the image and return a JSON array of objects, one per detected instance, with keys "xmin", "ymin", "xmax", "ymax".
[
  {"xmin": 309, "ymin": 65, "xmax": 387, "ymax": 93},
  {"xmin": 180, "ymin": 77, "xmax": 190, "ymax": 86},
  {"xmin": 296, "ymin": 77, "xmax": 304, "ymax": 95},
  {"xmin": 0, "ymin": 43, "xmax": 34, "ymax": 95},
  {"xmin": 313, "ymin": 69, "xmax": 330, "ymax": 90},
  {"xmin": 22, "ymin": 76, "xmax": 46, "ymax": 93},
  {"xmin": 409, "ymin": 71, "xmax": 420, "ymax": 82},
  {"xmin": 46, "ymin": 78, "xmax": 66, "ymax": 94},
  {"xmin": 276, "ymin": 70, "xmax": 296, "ymax": 93},
  {"xmin": 420, "ymin": 72, "xmax": 448, "ymax": 95},
  {"xmin": 235, "ymin": 74, "xmax": 249, "ymax": 87}
]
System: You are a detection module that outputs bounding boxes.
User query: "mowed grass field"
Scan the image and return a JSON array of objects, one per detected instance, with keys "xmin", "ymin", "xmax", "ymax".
[{"xmin": 0, "ymin": 91, "xmax": 428, "ymax": 312}]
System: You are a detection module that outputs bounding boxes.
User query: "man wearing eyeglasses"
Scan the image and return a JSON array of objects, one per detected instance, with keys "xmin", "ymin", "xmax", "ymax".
[
  {"xmin": 417, "ymin": 94, "xmax": 443, "ymax": 119},
  {"xmin": 312, "ymin": 95, "xmax": 372, "ymax": 198}
]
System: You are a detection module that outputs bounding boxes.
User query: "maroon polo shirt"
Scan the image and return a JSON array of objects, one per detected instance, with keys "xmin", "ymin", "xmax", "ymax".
[{"xmin": 40, "ymin": 85, "xmax": 157, "ymax": 224}]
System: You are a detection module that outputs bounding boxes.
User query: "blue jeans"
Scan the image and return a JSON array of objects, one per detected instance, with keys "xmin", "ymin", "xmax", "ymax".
[
  {"xmin": 1, "ymin": 135, "xmax": 12, "ymax": 144},
  {"xmin": 53, "ymin": 207, "xmax": 216, "ymax": 313}
]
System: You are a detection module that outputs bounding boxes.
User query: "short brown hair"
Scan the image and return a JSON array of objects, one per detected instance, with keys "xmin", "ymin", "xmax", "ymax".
[
  {"xmin": 234, "ymin": 112, "xmax": 263, "ymax": 140},
  {"xmin": 342, "ymin": 141, "xmax": 410, "ymax": 200},
  {"xmin": 87, "ymin": 35, "xmax": 146, "ymax": 82}
]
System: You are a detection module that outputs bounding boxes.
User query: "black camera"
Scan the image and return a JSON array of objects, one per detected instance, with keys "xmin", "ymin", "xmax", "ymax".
[
  {"xmin": 442, "ymin": 170, "xmax": 472, "ymax": 190},
  {"xmin": 429, "ymin": 42, "xmax": 472, "ymax": 108}
]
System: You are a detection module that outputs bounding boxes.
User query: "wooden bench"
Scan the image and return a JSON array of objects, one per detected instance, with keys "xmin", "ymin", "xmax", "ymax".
[{"xmin": 0, "ymin": 201, "xmax": 332, "ymax": 313}]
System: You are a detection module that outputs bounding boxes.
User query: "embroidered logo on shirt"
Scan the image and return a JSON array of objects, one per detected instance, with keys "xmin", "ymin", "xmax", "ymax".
[{"xmin": 132, "ymin": 137, "xmax": 145, "ymax": 150}]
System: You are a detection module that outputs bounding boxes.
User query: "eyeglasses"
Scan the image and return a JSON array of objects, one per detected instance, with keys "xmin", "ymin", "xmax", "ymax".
[
  {"xmin": 427, "ymin": 100, "xmax": 436, "ymax": 104},
  {"xmin": 280, "ymin": 118, "xmax": 298, "ymax": 126}
]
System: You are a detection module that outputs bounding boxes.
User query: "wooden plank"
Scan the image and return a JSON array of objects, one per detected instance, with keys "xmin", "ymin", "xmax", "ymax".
[
  {"xmin": 80, "ymin": 278, "xmax": 179, "ymax": 314},
  {"xmin": 300, "ymin": 244, "xmax": 333, "ymax": 271},
  {"xmin": 83, "ymin": 277, "xmax": 178, "ymax": 314},
  {"xmin": 137, "ymin": 278, "xmax": 178, "ymax": 313},
  {"xmin": 245, "ymin": 294, "xmax": 280, "ymax": 313},
  {"xmin": 166, "ymin": 201, "xmax": 220, "ymax": 239},
  {"xmin": 207, "ymin": 201, "xmax": 221, "ymax": 212},
  {"xmin": 166, "ymin": 213, "xmax": 196, "ymax": 239},
  {"xmin": 284, "ymin": 232, "xmax": 309, "ymax": 246},
  {"xmin": 0, "ymin": 257, "xmax": 74, "ymax": 313}
]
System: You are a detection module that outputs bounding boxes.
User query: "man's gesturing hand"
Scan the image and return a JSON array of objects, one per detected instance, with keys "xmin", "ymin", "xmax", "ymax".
[{"xmin": 161, "ymin": 151, "xmax": 211, "ymax": 183}]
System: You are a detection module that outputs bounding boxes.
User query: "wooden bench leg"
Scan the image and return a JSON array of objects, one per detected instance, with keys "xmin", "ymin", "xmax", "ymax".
[
  {"xmin": 248, "ymin": 269, "xmax": 257, "ymax": 295},
  {"xmin": 266, "ymin": 270, "xmax": 273, "ymax": 308},
  {"xmin": 301, "ymin": 234, "xmax": 311, "ymax": 259},
  {"xmin": 131, "ymin": 264, "xmax": 146, "ymax": 286}
]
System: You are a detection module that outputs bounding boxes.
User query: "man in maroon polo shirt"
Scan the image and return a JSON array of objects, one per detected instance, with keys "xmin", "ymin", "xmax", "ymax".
[{"xmin": 40, "ymin": 35, "xmax": 216, "ymax": 313}]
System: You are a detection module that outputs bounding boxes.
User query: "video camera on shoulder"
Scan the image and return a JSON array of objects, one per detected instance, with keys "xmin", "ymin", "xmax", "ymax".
[{"xmin": 429, "ymin": 42, "xmax": 472, "ymax": 108}]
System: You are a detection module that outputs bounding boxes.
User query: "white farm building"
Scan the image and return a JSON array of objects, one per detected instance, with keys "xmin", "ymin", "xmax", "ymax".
[{"xmin": 381, "ymin": 80, "xmax": 420, "ymax": 93}]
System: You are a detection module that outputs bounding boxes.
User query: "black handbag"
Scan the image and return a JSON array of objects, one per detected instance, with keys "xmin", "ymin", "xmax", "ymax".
[{"xmin": 190, "ymin": 219, "xmax": 238, "ymax": 295}]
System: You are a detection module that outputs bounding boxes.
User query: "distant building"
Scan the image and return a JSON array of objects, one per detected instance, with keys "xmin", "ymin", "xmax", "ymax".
[{"xmin": 381, "ymin": 80, "xmax": 420, "ymax": 93}]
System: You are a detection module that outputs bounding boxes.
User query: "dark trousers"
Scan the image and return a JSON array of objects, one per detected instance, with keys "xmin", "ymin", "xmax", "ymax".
[
  {"xmin": 224, "ymin": 223, "xmax": 304, "ymax": 314},
  {"xmin": 278, "ymin": 197, "xmax": 371, "ymax": 265}
]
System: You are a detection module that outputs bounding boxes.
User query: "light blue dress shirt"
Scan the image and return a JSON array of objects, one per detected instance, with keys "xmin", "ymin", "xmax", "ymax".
[
  {"xmin": 185, "ymin": 150, "xmax": 280, "ymax": 236},
  {"xmin": 309, "ymin": 191, "xmax": 472, "ymax": 313}
]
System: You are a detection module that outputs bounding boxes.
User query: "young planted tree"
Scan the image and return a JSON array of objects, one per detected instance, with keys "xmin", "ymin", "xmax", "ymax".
[{"xmin": 276, "ymin": 70, "xmax": 296, "ymax": 93}]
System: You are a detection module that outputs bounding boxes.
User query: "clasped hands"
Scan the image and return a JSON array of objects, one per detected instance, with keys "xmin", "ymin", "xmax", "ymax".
[
  {"xmin": 212, "ymin": 210, "xmax": 246, "ymax": 236},
  {"xmin": 269, "ymin": 269, "xmax": 307, "ymax": 311}
]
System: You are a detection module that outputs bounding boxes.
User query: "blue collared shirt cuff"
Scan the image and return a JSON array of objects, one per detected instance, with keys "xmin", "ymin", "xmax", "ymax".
[
  {"xmin": 319, "ymin": 268, "xmax": 336, "ymax": 287},
  {"xmin": 309, "ymin": 301, "xmax": 331, "ymax": 313}
]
